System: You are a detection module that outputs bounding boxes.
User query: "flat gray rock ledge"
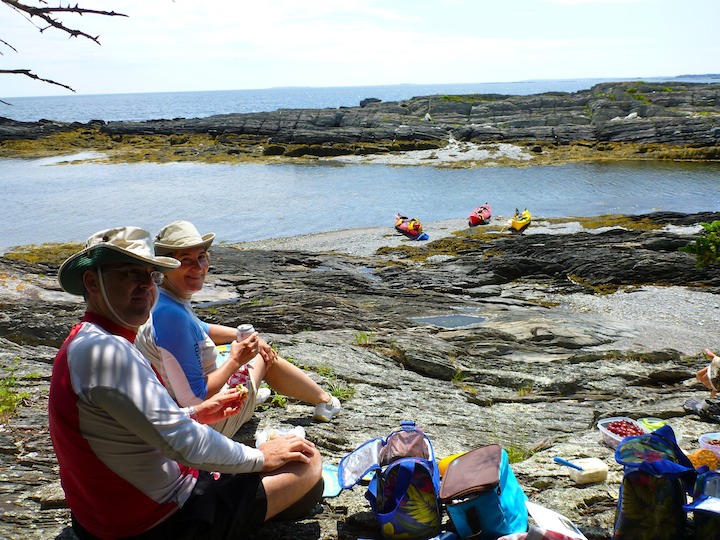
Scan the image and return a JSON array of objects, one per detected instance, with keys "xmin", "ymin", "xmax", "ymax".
[{"xmin": 1, "ymin": 211, "xmax": 720, "ymax": 540}]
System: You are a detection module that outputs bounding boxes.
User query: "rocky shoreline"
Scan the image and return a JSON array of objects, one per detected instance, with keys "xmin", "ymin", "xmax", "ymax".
[
  {"xmin": 1, "ymin": 81, "xmax": 719, "ymax": 166},
  {"xmin": 1, "ymin": 211, "xmax": 720, "ymax": 539}
]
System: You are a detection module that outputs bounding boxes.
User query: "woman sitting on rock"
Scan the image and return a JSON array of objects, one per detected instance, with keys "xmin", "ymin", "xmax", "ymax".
[{"xmin": 135, "ymin": 220, "xmax": 340, "ymax": 438}]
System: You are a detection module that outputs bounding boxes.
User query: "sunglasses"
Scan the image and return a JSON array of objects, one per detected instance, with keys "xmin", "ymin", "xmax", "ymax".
[{"xmin": 101, "ymin": 265, "xmax": 164, "ymax": 286}]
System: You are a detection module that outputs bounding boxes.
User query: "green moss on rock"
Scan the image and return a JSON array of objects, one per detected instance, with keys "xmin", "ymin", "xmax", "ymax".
[{"xmin": 4, "ymin": 242, "xmax": 83, "ymax": 265}]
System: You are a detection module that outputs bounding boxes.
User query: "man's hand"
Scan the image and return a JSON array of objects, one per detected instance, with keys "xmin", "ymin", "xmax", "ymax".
[
  {"xmin": 194, "ymin": 386, "xmax": 248, "ymax": 424},
  {"xmin": 258, "ymin": 434, "xmax": 317, "ymax": 471}
]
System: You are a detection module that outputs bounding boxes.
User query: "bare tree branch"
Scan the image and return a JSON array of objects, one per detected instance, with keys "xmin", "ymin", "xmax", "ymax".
[
  {"xmin": 0, "ymin": 37, "xmax": 19, "ymax": 54},
  {"xmin": 0, "ymin": 68, "xmax": 75, "ymax": 92},
  {"xmin": 3, "ymin": 0, "xmax": 127, "ymax": 44},
  {"xmin": 1, "ymin": 1, "xmax": 128, "ymax": 93}
]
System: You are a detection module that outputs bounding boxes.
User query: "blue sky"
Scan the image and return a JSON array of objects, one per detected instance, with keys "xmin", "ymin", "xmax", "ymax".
[{"xmin": 2, "ymin": 0, "xmax": 718, "ymax": 97}]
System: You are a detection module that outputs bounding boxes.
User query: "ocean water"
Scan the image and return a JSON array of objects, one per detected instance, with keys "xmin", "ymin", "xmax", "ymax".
[{"xmin": 1, "ymin": 77, "xmax": 719, "ymax": 253}]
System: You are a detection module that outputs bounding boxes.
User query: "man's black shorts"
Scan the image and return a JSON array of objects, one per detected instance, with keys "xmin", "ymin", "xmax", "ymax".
[{"xmin": 73, "ymin": 471, "xmax": 267, "ymax": 539}]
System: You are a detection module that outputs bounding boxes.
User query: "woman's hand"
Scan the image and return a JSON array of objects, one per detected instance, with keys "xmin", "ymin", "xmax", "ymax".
[
  {"xmin": 258, "ymin": 338, "xmax": 278, "ymax": 367},
  {"xmin": 228, "ymin": 332, "xmax": 260, "ymax": 368},
  {"xmin": 258, "ymin": 434, "xmax": 317, "ymax": 472},
  {"xmin": 193, "ymin": 386, "xmax": 249, "ymax": 424}
]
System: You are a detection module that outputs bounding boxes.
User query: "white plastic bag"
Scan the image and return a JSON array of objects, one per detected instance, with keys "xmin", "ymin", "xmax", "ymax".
[{"xmin": 255, "ymin": 426, "xmax": 306, "ymax": 447}]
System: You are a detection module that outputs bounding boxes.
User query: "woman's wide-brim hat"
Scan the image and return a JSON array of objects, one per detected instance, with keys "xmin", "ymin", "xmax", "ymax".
[
  {"xmin": 58, "ymin": 226, "xmax": 180, "ymax": 296},
  {"xmin": 153, "ymin": 220, "xmax": 215, "ymax": 256}
]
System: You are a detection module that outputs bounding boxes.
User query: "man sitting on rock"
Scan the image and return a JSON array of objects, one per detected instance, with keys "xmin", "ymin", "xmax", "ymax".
[{"xmin": 48, "ymin": 226, "xmax": 323, "ymax": 540}]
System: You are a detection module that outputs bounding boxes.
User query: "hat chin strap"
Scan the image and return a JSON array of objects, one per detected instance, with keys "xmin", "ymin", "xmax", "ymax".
[{"xmin": 97, "ymin": 267, "xmax": 134, "ymax": 329}]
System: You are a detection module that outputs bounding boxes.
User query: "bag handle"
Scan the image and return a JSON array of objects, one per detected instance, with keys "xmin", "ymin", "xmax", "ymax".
[
  {"xmin": 374, "ymin": 460, "xmax": 416, "ymax": 522},
  {"xmin": 391, "ymin": 461, "xmax": 415, "ymax": 509},
  {"xmin": 364, "ymin": 460, "xmax": 416, "ymax": 517}
]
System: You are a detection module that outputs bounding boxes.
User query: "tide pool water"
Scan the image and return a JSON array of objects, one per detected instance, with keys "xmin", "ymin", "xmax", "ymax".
[
  {"xmin": 411, "ymin": 314, "xmax": 488, "ymax": 328},
  {"xmin": 1, "ymin": 157, "xmax": 718, "ymax": 253}
]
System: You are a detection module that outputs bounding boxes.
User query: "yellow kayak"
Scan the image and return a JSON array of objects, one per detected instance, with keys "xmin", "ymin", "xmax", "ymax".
[{"xmin": 510, "ymin": 208, "xmax": 531, "ymax": 233}]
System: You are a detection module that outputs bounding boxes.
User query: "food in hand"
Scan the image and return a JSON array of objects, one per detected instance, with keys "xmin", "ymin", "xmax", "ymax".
[
  {"xmin": 607, "ymin": 420, "xmax": 644, "ymax": 437},
  {"xmin": 225, "ymin": 384, "xmax": 248, "ymax": 404}
]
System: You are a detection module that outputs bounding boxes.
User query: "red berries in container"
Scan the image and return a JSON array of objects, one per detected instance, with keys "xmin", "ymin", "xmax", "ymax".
[
  {"xmin": 597, "ymin": 417, "xmax": 647, "ymax": 449},
  {"xmin": 607, "ymin": 420, "xmax": 645, "ymax": 438}
]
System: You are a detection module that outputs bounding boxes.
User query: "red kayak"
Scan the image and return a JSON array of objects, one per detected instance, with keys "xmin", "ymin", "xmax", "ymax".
[
  {"xmin": 394, "ymin": 214, "xmax": 429, "ymax": 241},
  {"xmin": 468, "ymin": 203, "xmax": 492, "ymax": 227}
]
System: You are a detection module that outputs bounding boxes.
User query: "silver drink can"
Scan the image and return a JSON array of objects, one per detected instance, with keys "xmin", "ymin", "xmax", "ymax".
[{"xmin": 237, "ymin": 324, "xmax": 255, "ymax": 340}]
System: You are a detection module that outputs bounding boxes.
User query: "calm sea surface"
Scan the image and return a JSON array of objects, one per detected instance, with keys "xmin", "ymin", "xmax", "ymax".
[{"xmin": 1, "ymin": 78, "xmax": 719, "ymax": 253}]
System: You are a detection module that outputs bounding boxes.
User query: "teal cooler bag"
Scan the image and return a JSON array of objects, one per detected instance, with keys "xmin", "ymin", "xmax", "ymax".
[{"xmin": 439, "ymin": 444, "xmax": 528, "ymax": 540}]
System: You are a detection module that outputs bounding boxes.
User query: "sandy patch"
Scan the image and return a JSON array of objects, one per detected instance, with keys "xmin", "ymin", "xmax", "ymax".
[
  {"xmin": 231, "ymin": 218, "xmax": 703, "ymax": 257},
  {"xmin": 230, "ymin": 218, "xmax": 473, "ymax": 257}
]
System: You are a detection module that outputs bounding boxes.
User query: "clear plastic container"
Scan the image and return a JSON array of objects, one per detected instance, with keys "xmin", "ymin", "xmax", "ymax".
[
  {"xmin": 255, "ymin": 426, "xmax": 306, "ymax": 448},
  {"xmin": 567, "ymin": 458, "xmax": 608, "ymax": 484},
  {"xmin": 698, "ymin": 432, "xmax": 720, "ymax": 460},
  {"xmin": 597, "ymin": 417, "xmax": 647, "ymax": 449}
]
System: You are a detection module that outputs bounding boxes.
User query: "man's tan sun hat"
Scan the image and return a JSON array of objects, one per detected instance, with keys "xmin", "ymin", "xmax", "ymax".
[
  {"xmin": 153, "ymin": 220, "xmax": 215, "ymax": 256},
  {"xmin": 58, "ymin": 227, "xmax": 181, "ymax": 296}
]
